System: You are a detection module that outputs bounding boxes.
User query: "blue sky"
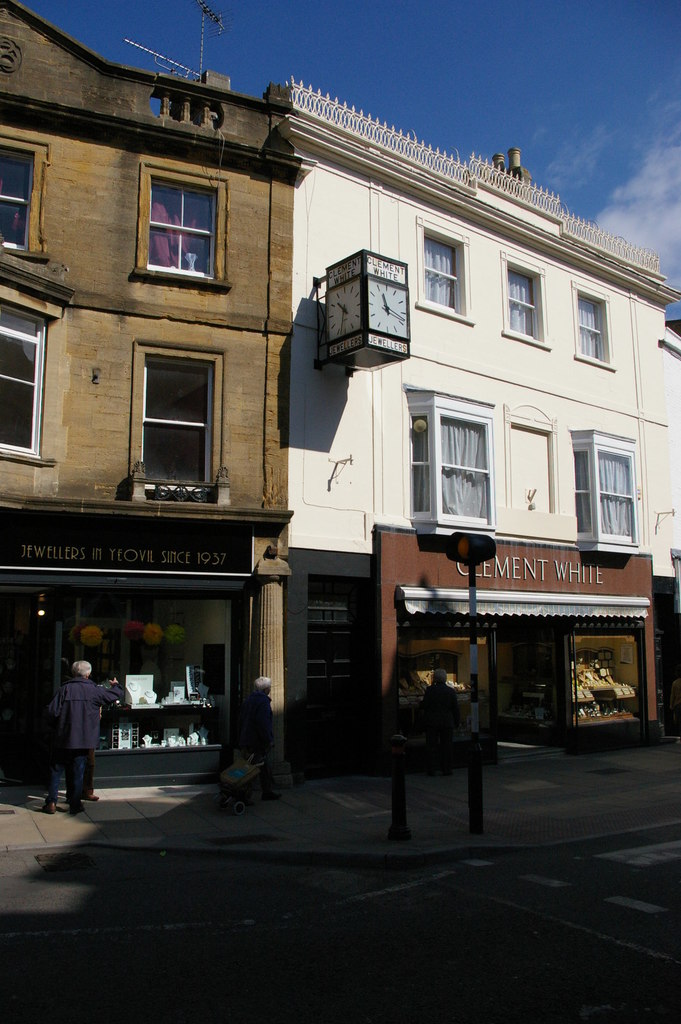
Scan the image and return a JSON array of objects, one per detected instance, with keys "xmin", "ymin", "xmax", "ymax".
[{"xmin": 21, "ymin": 0, "xmax": 681, "ymax": 311}]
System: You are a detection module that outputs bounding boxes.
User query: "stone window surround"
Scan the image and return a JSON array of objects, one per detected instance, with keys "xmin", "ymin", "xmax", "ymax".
[
  {"xmin": 129, "ymin": 340, "xmax": 225, "ymax": 501},
  {"xmin": 132, "ymin": 161, "xmax": 229, "ymax": 289},
  {"xmin": 0, "ymin": 132, "xmax": 49, "ymax": 257}
]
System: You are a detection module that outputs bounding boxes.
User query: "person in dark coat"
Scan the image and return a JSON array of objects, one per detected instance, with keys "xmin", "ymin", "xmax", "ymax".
[
  {"xmin": 421, "ymin": 667, "xmax": 460, "ymax": 776},
  {"xmin": 43, "ymin": 660, "xmax": 123, "ymax": 815},
  {"xmin": 238, "ymin": 676, "xmax": 281, "ymax": 800}
]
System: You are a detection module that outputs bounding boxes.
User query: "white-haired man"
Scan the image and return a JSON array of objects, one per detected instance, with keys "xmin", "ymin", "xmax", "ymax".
[
  {"xmin": 43, "ymin": 660, "xmax": 123, "ymax": 815},
  {"xmin": 237, "ymin": 676, "xmax": 281, "ymax": 800}
]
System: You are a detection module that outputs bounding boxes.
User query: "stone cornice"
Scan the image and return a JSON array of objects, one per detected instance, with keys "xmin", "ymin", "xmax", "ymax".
[{"xmin": 0, "ymin": 496, "xmax": 293, "ymax": 525}]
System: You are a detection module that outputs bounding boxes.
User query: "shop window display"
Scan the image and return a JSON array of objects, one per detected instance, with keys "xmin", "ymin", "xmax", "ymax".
[
  {"xmin": 397, "ymin": 630, "xmax": 491, "ymax": 738},
  {"xmin": 61, "ymin": 593, "xmax": 230, "ymax": 752},
  {"xmin": 571, "ymin": 638, "xmax": 640, "ymax": 726}
]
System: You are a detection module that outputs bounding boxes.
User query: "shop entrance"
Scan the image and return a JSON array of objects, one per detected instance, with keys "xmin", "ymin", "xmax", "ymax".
[
  {"xmin": 0, "ymin": 589, "xmax": 58, "ymax": 783},
  {"xmin": 496, "ymin": 622, "xmax": 565, "ymax": 747},
  {"xmin": 305, "ymin": 579, "xmax": 374, "ymax": 775}
]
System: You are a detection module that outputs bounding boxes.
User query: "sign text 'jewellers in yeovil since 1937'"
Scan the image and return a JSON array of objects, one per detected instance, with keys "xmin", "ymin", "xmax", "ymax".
[{"xmin": 1, "ymin": 514, "xmax": 253, "ymax": 577}]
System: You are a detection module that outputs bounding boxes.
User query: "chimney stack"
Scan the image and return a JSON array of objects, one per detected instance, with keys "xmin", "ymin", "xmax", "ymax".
[{"xmin": 508, "ymin": 147, "xmax": 522, "ymax": 175}]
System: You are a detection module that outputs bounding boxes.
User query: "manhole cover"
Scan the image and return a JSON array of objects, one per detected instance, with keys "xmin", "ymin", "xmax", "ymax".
[{"xmin": 35, "ymin": 852, "xmax": 96, "ymax": 872}]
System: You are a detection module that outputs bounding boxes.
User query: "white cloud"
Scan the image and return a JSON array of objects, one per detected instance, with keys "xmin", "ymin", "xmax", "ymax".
[
  {"xmin": 544, "ymin": 124, "xmax": 615, "ymax": 191},
  {"xmin": 596, "ymin": 142, "xmax": 681, "ymax": 297}
]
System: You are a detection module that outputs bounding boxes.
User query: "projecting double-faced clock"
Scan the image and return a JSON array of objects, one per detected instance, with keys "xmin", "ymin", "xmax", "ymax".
[{"xmin": 322, "ymin": 250, "xmax": 411, "ymax": 370}]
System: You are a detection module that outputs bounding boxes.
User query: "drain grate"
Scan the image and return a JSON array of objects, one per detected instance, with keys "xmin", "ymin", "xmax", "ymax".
[
  {"xmin": 0, "ymin": 809, "xmax": 16, "ymax": 815},
  {"xmin": 35, "ymin": 852, "xmax": 96, "ymax": 872},
  {"xmin": 587, "ymin": 767, "xmax": 631, "ymax": 775}
]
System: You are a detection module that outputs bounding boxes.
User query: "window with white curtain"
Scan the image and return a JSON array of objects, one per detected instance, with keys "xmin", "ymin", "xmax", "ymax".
[
  {"xmin": 508, "ymin": 270, "xmax": 536, "ymax": 337},
  {"xmin": 441, "ymin": 416, "xmax": 489, "ymax": 518},
  {"xmin": 408, "ymin": 392, "xmax": 495, "ymax": 530},
  {"xmin": 573, "ymin": 449, "xmax": 592, "ymax": 534},
  {"xmin": 578, "ymin": 296, "xmax": 607, "ymax": 361},
  {"xmin": 424, "ymin": 236, "xmax": 457, "ymax": 310},
  {"xmin": 571, "ymin": 430, "xmax": 637, "ymax": 549},
  {"xmin": 598, "ymin": 451, "xmax": 634, "ymax": 537}
]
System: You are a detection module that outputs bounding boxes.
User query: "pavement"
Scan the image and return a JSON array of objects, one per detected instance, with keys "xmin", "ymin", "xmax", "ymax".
[{"xmin": 1, "ymin": 741, "xmax": 680, "ymax": 869}]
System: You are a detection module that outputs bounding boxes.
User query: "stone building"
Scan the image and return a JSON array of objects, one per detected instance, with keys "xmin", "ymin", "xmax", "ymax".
[{"xmin": 0, "ymin": 2, "xmax": 298, "ymax": 784}]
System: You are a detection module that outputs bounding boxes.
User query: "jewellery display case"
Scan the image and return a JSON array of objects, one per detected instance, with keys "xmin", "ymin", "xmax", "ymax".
[
  {"xmin": 572, "ymin": 647, "xmax": 639, "ymax": 725},
  {"xmin": 101, "ymin": 698, "xmax": 218, "ymax": 751}
]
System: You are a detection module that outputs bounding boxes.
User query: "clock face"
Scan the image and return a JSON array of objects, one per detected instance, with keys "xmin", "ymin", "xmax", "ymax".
[
  {"xmin": 367, "ymin": 280, "xmax": 409, "ymax": 338},
  {"xmin": 327, "ymin": 279, "xmax": 362, "ymax": 340}
]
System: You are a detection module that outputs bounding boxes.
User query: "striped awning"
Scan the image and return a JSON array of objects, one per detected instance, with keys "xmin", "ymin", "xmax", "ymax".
[{"xmin": 395, "ymin": 586, "xmax": 649, "ymax": 619}]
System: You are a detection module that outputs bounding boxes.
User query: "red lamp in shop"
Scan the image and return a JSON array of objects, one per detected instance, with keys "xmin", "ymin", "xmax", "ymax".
[{"xmin": 447, "ymin": 531, "xmax": 496, "ymax": 834}]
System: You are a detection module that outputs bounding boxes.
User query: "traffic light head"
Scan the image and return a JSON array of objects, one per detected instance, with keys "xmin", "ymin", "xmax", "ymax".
[{"xmin": 447, "ymin": 531, "xmax": 496, "ymax": 567}]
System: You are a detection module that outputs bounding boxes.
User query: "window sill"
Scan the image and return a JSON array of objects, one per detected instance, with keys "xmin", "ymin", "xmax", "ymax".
[
  {"xmin": 1, "ymin": 246, "xmax": 50, "ymax": 264},
  {"xmin": 574, "ymin": 353, "xmax": 616, "ymax": 372},
  {"xmin": 415, "ymin": 300, "xmax": 475, "ymax": 328},
  {"xmin": 0, "ymin": 450, "xmax": 56, "ymax": 467},
  {"xmin": 129, "ymin": 268, "xmax": 232, "ymax": 293},
  {"xmin": 502, "ymin": 330, "xmax": 551, "ymax": 351},
  {"xmin": 576, "ymin": 538, "xmax": 639, "ymax": 555},
  {"xmin": 411, "ymin": 519, "xmax": 496, "ymax": 537}
]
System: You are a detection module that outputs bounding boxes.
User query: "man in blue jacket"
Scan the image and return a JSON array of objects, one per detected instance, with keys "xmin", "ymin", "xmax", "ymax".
[
  {"xmin": 44, "ymin": 660, "xmax": 123, "ymax": 815},
  {"xmin": 238, "ymin": 676, "xmax": 281, "ymax": 800}
]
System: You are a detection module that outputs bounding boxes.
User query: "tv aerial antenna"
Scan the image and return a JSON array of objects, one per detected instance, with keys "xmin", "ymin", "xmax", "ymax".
[
  {"xmin": 193, "ymin": 1, "xmax": 226, "ymax": 78},
  {"xmin": 123, "ymin": 38, "xmax": 199, "ymax": 79},
  {"xmin": 123, "ymin": 2, "xmax": 227, "ymax": 81}
]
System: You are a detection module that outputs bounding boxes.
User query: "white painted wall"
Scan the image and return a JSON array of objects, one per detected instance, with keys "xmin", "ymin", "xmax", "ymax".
[
  {"xmin": 288, "ymin": 148, "xmax": 675, "ymax": 576},
  {"xmin": 662, "ymin": 327, "xmax": 681, "ymax": 553}
]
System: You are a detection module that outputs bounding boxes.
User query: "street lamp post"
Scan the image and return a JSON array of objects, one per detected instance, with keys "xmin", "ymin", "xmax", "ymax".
[{"xmin": 447, "ymin": 531, "xmax": 496, "ymax": 835}]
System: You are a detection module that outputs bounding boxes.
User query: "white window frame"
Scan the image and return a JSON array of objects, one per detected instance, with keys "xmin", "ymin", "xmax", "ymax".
[
  {"xmin": 415, "ymin": 218, "xmax": 471, "ymax": 323},
  {"xmin": 500, "ymin": 252, "xmax": 548, "ymax": 346},
  {"xmin": 142, "ymin": 355, "xmax": 214, "ymax": 480},
  {"xmin": 0, "ymin": 305, "xmax": 45, "ymax": 456},
  {"xmin": 571, "ymin": 429, "xmax": 638, "ymax": 552},
  {"xmin": 130, "ymin": 343, "xmax": 223, "ymax": 486},
  {"xmin": 147, "ymin": 179, "xmax": 215, "ymax": 278},
  {"xmin": 135, "ymin": 162, "xmax": 227, "ymax": 284},
  {"xmin": 573, "ymin": 285, "xmax": 613, "ymax": 367},
  {"xmin": 406, "ymin": 390, "xmax": 496, "ymax": 534},
  {"xmin": 0, "ymin": 148, "xmax": 32, "ymax": 250},
  {"xmin": 0, "ymin": 135, "xmax": 49, "ymax": 255}
]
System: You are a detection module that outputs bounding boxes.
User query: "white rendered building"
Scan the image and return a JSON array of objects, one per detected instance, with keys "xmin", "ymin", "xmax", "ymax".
[{"xmin": 282, "ymin": 83, "xmax": 680, "ymax": 774}]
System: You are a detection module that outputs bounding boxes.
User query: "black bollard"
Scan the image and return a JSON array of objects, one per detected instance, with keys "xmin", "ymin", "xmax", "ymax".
[{"xmin": 388, "ymin": 733, "xmax": 411, "ymax": 841}]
